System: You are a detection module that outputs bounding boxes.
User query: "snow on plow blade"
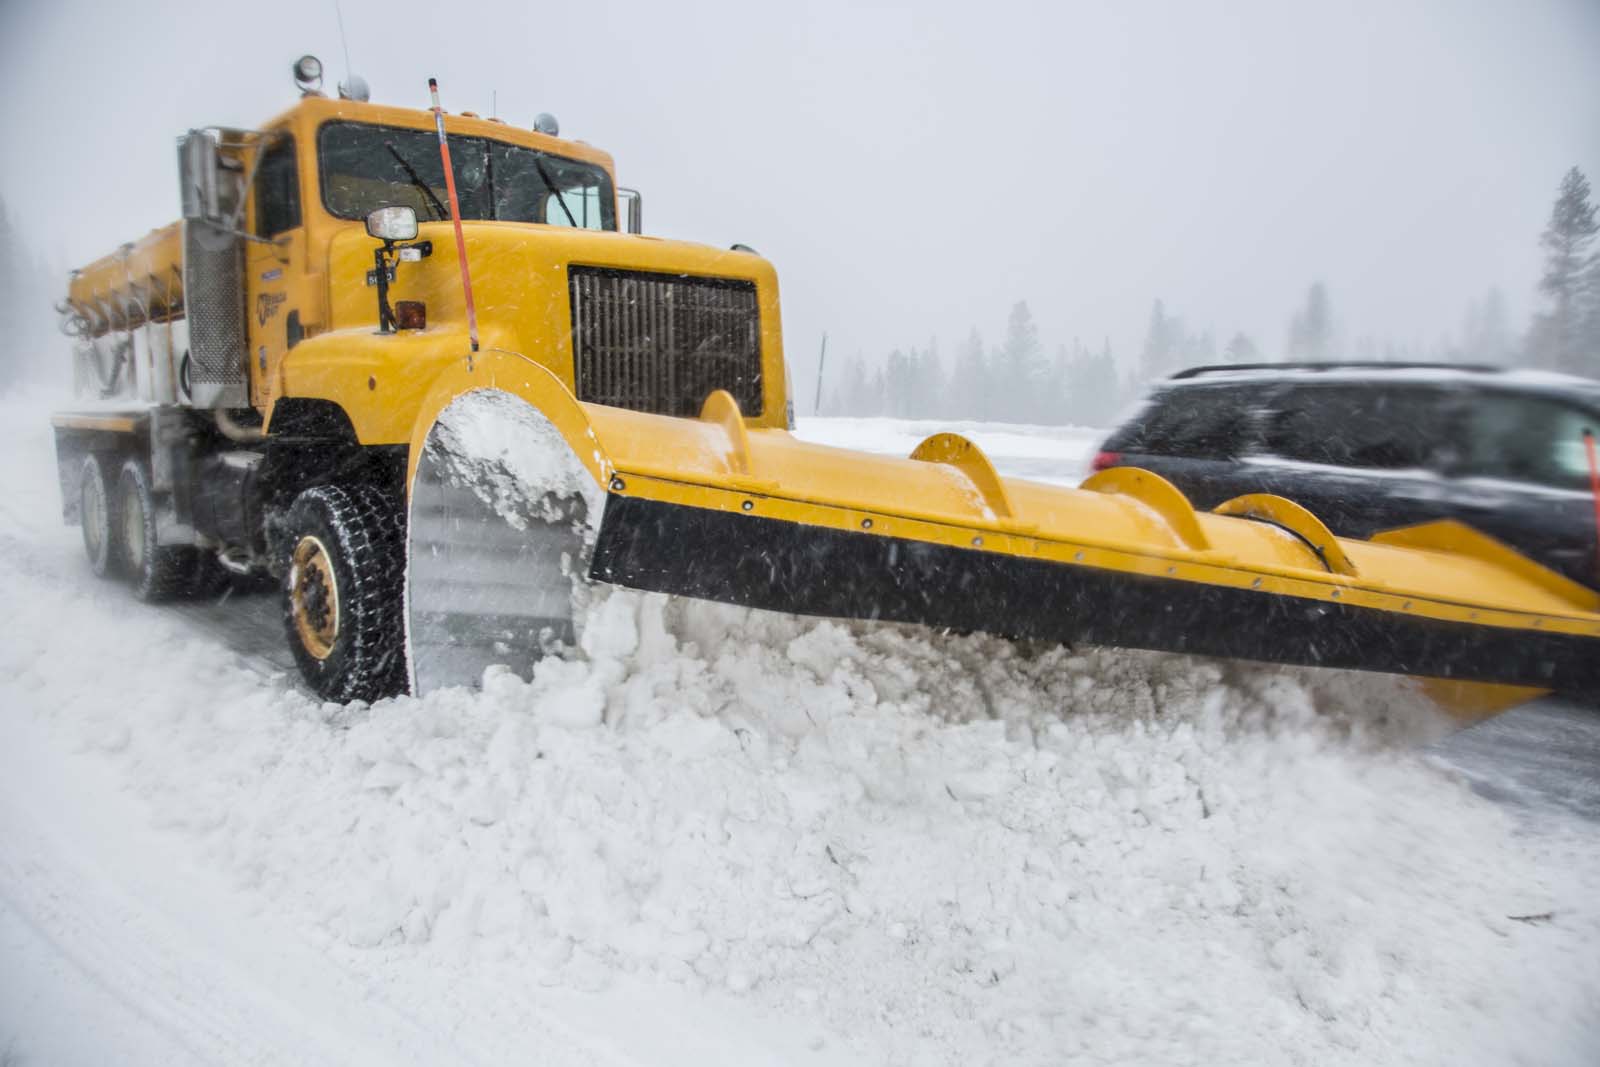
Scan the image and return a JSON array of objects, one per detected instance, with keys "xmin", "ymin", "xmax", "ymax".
[
  {"xmin": 583, "ymin": 395, "xmax": 1600, "ymax": 713},
  {"xmin": 410, "ymin": 389, "xmax": 1600, "ymax": 718}
]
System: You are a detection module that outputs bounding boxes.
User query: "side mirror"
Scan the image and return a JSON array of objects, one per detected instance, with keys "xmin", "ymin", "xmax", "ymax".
[
  {"xmin": 367, "ymin": 205, "xmax": 418, "ymax": 243},
  {"xmin": 178, "ymin": 131, "xmax": 222, "ymax": 221},
  {"xmin": 618, "ymin": 188, "xmax": 643, "ymax": 235}
]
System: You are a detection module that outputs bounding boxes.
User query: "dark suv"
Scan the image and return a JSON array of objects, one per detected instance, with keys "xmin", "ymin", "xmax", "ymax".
[{"xmin": 1096, "ymin": 363, "xmax": 1600, "ymax": 588}]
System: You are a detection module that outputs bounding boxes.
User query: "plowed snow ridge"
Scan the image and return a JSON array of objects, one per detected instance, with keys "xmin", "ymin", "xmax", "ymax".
[{"xmin": 3, "ymin": 388, "xmax": 1599, "ymax": 1066}]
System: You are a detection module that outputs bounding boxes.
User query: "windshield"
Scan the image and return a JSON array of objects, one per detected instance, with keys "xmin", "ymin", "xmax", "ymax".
[{"xmin": 318, "ymin": 120, "xmax": 616, "ymax": 231}]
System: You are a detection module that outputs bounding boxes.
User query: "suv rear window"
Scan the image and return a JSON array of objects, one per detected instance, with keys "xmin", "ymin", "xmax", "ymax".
[
  {"xmin": 1462, "ymin": 392, "xmax": 1599, "ymax": 490},
  {"xmin": 1105, "ymin": 386, "xmax": 1253, "ymax": 458},
  {"xmin": 1260, "ymin": 385, "xmax": 1455, "ymax": 470}
]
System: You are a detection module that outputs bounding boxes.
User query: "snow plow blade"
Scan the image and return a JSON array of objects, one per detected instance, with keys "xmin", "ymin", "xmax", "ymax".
[
  {"xmin": 593, "ymin": 494, "xmax": 1595, "ymax": 708},
  {"xmin": 584, "ymin": 396, "xmax": 1600, "ymax": 717},
  {"xmin": 409, "ymin": 387, "xmax": 1600, "ymax": 721}
]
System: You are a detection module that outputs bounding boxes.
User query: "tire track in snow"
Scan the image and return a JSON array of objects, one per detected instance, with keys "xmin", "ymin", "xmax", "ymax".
[
  {"xmin": 0, "ymin": 508, "xmax": 841, "ymax": 1066},
  {"xmin": 0, "ymin": 712, "xmax": 482, "ymax": 1067}
]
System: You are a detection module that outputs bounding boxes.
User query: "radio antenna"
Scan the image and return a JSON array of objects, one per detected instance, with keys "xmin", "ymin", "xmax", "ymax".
[
  {"xmin": 333, "ymin": 0, "xmax": 353, "ymax": 84},
  {"xmin": 430, "ymin": 77, "xmax": 481, "ymax": 353}
]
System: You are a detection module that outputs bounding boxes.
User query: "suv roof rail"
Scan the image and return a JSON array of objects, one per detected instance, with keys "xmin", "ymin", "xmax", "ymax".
[{"xmin": 1169, "ymin": 361, "xmax": 1504, "ymax": 380}]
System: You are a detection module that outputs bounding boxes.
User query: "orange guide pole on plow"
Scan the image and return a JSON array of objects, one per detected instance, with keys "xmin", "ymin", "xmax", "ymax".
[
  {"xmin": 1585, "ymin": 428, "xmax": 1600, "ymax": 578},
  {"xmin": 429, "ymin": 77, "xmax": 480, "ymax": 353}
]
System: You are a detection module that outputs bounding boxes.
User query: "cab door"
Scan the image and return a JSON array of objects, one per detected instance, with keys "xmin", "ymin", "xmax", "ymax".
[{"xmin": 244, "ymin": 130, "xmax": 310, "ymax": 413}]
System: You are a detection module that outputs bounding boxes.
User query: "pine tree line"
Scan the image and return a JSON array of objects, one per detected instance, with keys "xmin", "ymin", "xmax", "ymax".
[
  {"xmin": 0, "ymin": 194, "xmax": 22, "ymax": 386},
  {"xmin": 1526, "ymin": 167, "xmax": 1600, "ymax": 374},
  {"xmin": 822, "ymin": 164, "xmax": 1600, "ymax": 426},
  {"xmin": 1262, "ymin": 168, "xmax": 1599, "ymax": 373},
  {"xmin": 0, "ymin": 192, "xmax": 63, "ymax": 389},
  {"xmin": 827, "ymin": 302, "xmax": 1121, "ymax": 427}
]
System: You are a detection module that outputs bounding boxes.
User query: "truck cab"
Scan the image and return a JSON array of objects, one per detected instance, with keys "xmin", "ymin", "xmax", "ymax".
[
  {"xmin": 239, "ymin": 95, "xmax": 628, "ymax": 419},
  {"xmin": 51, "ymin": 66, "xmax": 787, "ymax": 702}
]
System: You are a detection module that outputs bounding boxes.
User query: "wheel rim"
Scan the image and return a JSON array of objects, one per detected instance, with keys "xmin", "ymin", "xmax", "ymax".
[
  {"xmin": 81, "ymin": 466, "xmax": 105, "ymax": 559},
  {"xmin": 290, "ymin": 535, "xmax": 340, "ymax": 660},
  {"xmin": 122, "ymin": 482, "xmax": 146, "ymax": 572}
]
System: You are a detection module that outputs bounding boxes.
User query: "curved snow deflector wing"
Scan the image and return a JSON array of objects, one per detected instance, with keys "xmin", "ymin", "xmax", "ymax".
[
  {"xmin": 1213, "ymin": 493, "xmax": 1358, "ymax": 576},
  {"xmin": 577, "ymin": 393, "xmax": 1600, "ymax": 716}
]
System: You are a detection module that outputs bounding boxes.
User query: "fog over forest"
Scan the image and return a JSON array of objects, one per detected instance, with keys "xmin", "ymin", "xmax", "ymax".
[{"xmin": 1, "ymin": 0, "xmax": 1597, "ymax": 423}]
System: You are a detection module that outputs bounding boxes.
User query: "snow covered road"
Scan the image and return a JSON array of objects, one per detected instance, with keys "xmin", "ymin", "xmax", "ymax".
[{"xmin": 4, "ymin": 391, "xmax": 1600, "ymax": 1065}]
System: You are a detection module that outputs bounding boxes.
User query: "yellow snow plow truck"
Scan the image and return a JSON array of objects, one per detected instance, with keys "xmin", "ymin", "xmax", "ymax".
[{"xmin": 50, "ymin": 58, "xmax": 1600, "ymax": 717}]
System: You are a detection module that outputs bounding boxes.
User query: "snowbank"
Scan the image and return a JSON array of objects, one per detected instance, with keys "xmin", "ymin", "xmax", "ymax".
[
  {"xmin": 4, "ymin": 389, "xmax": 1600, "ymax": 1065},
  {"xmin": 794, "ymin": 416, "xmax": 1103, "ymax": 485}
]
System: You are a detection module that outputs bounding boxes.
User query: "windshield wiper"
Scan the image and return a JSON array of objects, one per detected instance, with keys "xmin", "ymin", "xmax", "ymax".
[
  {"xmin": 531, "ymin": 155, "xmax": 579, "ymax": 228},
  {"xmin": 384, "ymin": 141, "xmax": 449, "ymax": 221}
]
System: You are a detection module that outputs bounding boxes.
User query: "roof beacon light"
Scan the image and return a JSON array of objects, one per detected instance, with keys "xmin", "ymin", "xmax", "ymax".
[
  {"xmin": 338, "ymin": 74, "xmax": 370, "ymax": 102},
  {"xmin": 293, "ymin": 55, "xmax": 324, "ymax": 95},
  {"xmin": 533, "ymin": 112, "xmax": 560, "ymax": 137}
]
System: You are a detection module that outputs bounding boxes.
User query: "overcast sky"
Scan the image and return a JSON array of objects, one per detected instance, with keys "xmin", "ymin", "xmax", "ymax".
[{"xmin": 3, "ymin": 0, "xmax": 1597, "ymax": 407}]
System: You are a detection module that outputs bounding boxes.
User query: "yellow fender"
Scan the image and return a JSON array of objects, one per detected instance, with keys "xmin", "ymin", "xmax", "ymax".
[{"xmin": 404, "ymin": 347, "xmax": 612, "ymax": 498}]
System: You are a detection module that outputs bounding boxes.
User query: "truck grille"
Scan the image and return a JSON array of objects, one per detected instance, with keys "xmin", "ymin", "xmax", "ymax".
[{"xmin": 569, "ymin": 266, "xmax": 763, "ymax": 417}]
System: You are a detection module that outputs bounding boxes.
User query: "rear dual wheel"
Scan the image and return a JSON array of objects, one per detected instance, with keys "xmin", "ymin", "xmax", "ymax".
[
  {"xmin": 79, "ymin": 454, "xmax": 117, "ymax": 578},
  {"xmin": 116, "ymin": 459, "xmax": 197, "ymax": 601},
  {"xmin": 78, "ymin": 454, "xmax": 200, "ymax": 600}
]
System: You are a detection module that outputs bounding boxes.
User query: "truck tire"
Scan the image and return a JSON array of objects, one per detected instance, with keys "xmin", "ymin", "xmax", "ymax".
[
  {"xmin": 280, "ymin": 483, "xmax": 408, "ymax": 704},
  {"xmin": 117, "ymin": 458, "xmax": 195, "ymax": 602},
  {"xmin": 79, "ymin": 453, "xmax": 120, "ymax": 578}
]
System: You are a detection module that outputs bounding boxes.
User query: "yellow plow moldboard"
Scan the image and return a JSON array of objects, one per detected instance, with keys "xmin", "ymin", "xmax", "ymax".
[{"xmin": 589, "ymin": 493, "xmax": 1600, "ymax": 696}]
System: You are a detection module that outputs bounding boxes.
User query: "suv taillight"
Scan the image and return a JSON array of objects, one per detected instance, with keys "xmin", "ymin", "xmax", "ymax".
[{"xmin": 1091, "ymin": 450, "xmax": 1122, "ymax": 472}]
